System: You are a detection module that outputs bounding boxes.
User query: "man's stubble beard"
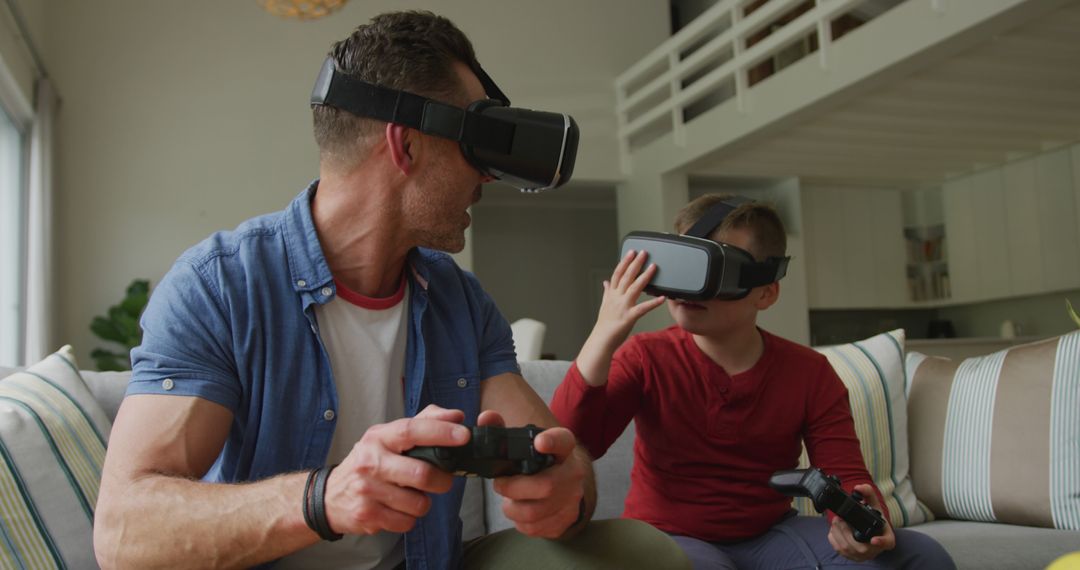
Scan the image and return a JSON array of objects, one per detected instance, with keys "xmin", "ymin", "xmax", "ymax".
[{"xmin": 407, "ymin": 173, "xmax": 467, "ymax": 254}]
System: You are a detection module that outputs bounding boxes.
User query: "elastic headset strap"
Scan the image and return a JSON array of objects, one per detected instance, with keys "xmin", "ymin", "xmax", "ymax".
[
  {"xmin": 684, "ymin": 196, "xmax": 752, "ymax": 239},
  {"xmin": 472, "ymin": 64, "xmax": 510, "ymax": 106},
  {"xmin": 310, "ymin": 58, "xmax": 515, "ymax": 153}
]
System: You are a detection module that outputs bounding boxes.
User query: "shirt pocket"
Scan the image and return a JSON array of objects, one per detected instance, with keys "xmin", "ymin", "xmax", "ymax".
[{"xmin": 427, "ymin": 372, "xmax": 481, "ymax": 423}]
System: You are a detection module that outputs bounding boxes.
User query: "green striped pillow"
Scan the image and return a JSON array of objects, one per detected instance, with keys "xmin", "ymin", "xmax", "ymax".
[
  {"xmin": 0, "ymin": 346, "xmax": 111, "ymax": 568},
  {"xmin": 906, "ymin": 331, "xmax": 1080, "ymax": 529},
  {"xmin": 793, "ymin": 329, "xmax": 932, "ymax": 528}
]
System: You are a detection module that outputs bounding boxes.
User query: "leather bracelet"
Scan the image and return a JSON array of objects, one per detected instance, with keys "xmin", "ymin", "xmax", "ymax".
[
  {"xmin": 310, "ymin": 464, "xmax": 343, "ymax": 541},
  {"xmin": 301, "ymin": 468, "xmax": 318, "ymax": 534}
]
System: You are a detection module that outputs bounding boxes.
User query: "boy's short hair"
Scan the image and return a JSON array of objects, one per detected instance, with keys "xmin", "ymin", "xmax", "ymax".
[{"xmin": 674, "ymin": 194, "xmax": 787, "ymax": 261}]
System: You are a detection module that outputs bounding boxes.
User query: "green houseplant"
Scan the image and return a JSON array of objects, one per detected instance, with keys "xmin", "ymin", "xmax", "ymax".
[
  {"xmin": 90, "ymin": 279, "xmax": 150, "ymax": 371},
  {"xmin": 1069, "ymin": 299, "xmax": 1080, "ymax": 329}
]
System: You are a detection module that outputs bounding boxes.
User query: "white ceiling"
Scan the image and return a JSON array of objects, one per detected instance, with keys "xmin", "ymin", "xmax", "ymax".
[{"xmin": 691, "ymin": 0, "xmax": 1080, "ymax": 187}]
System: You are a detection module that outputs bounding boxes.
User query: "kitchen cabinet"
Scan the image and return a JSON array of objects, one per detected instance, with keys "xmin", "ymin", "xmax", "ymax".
[
  {"xmin": 804, "ymin": 186, "xmax": 906, "ymax": 308},
  {"xmin": 943, "ymin": 145, "xmax": 1080, "ymax": 303}
]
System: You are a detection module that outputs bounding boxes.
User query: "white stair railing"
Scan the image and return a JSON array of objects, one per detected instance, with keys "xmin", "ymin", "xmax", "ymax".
[{"xmin": 615, "ymin": 0, "xmax": 874, "ymax": 165}]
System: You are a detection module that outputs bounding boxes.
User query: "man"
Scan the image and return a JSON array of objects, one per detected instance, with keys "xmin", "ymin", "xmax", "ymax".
[
  {"xmin": 551, "ymin": 194, "xmax": 955, "ymax": 569},
  {"xmin": 93, "ymin": 11, "xmax": 687, "ymax": 570}
]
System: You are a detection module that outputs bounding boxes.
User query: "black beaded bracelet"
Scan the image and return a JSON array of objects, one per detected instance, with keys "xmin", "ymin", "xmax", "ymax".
[{"xmin": 306, "ymin": 464, "xmax": 343, "ymax": 541}]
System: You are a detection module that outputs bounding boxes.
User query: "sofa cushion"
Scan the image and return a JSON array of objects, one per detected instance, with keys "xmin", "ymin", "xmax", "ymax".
[
  {"xmin": 80, "ymin": 369, "xmax": 130, "ymax": 423},
  {"xmin": 906, "ymin": 520, "xmax": 1080, "ymax": 570},
  {"xmin": 797, "ymin": 329, "xmax": 931, "ymax": 528},
  {"xmin": 906, "ymin": 330, "xmax": 1080, "ymax": 530},
  {"xmin": 0, "ymin": 346, "xmax": 111, "ymax": 569},
  {"xmin": 483, "ymin": 360, "xmax": 635, "ymax": 533}
]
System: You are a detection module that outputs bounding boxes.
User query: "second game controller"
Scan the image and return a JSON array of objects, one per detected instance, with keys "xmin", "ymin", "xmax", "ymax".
[{"xmin": 769, "ymin": 467, "xmax": 886, "ymax": 543}]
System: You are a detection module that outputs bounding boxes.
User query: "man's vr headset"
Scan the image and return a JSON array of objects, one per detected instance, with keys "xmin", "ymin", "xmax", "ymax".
[
  {"xmin": 310, "ymin": 58, "xmax": 579, "ymax": 192},
  {"xmin": 620, "ymin": 198, "xmax": 791, "ymax": 301}
]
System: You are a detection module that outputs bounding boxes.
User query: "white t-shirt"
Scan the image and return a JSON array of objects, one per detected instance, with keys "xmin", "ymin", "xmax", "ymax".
[{"xmin": 277, "ymin": 277, "xmax": 409, "ymax": 570}]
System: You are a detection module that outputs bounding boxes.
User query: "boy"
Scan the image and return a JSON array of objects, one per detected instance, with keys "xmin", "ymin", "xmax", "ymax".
[{"xmin": 551, "ymin": 194, "xmax": 954, "ymax": 569}]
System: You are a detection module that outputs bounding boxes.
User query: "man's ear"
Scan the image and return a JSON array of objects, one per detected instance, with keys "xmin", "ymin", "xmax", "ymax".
[
  {"xmin": 754, "ymin": 281, "xmax": 780, "ymax": 311},
  {"xmin": 386, "ymin": 123, "xmax": 413, "ymax": 175}
]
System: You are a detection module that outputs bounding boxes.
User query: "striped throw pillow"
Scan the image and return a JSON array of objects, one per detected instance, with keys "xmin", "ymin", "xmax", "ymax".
[
  {"xmin": 906, "ymin": 331, "xmax": 1080, "ymax": 529},
  {"xmin": 793, "ymin": 329, "xmax": 932, "ymax": 528},
  {"xmin": 0, "ymin": 346, "xmax": 112, "ymax": 568}
]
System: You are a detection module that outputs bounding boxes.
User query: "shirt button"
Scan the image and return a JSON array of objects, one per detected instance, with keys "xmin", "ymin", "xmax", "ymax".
[
  {"xmin": 162, "ymin": 378, "xmax": 174, "ymax": 391},
  {"xmin": 457, "ymin": 378, "xmax": 467, "ymax": 388},
  {"xmin": 296, "ymin": 279, "xmax": 307, "ymax": 287},
  {"xmin": 321, "ymin": 287, "xmax": 333, "ymax": 297},
  {"xmin": 323, "ymin": 409, "xmax": 335, "ymax": 421}
]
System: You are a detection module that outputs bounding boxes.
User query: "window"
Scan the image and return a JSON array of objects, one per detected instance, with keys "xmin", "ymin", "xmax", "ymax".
[{"xmin": 0, "ymin": 102, "xmax": 26, "ymax": 366}]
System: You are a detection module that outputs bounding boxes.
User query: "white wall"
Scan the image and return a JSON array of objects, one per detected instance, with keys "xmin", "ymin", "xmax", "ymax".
[
  {"xmin": 38, "ymin": 0, "xmax": 668, "ymax": 367},
  {"xmin": 471, "ymin": 185, "xmax": 619, "ymax": 360}
]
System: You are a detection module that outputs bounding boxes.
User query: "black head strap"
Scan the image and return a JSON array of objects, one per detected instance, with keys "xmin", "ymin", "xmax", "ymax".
[
  {"xmin": 472, "ymin": 64, "xmax": 510, "ymax": 106},
  {"xmin": 310, "ymin": 58, "xmax": 515, "ymax": 153},
  {"xmin": 685, "ymin": 196, "xmax": 753, "ymax": 239}
]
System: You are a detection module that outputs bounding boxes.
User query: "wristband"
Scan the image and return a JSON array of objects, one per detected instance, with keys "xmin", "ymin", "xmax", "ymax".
[
  {"xmin": 301, "ymin": 468, "xmax": 318, "ymax": 534},
  {"xmin": 307, "ymin": 464, "xmax": 343, "ymax": 541}
]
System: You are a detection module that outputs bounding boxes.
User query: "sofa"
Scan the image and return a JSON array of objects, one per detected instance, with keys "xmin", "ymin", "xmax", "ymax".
[
  {"xmin": 1, "ymin": 329, "xmax": 1077, "ymax": 569},
  {"xmin": 487, "ymin": 329, "xmax": 1080, "ymax": 570}
]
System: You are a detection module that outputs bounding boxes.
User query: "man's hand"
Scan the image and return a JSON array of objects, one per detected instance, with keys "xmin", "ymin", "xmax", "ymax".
[
  {"xmin": 826, "ymin": 483, "xmax": 896, "ymax": 561},
  {"xmin": 324, "ymin": 404, "xmax": 470, "ymax": 536},
  {"xmin": 577, "ymin": 249, "xmax": 666, "ymax": 387},
  {"xmin": 481, "ymin": 410, "xmax": 587, "ymax": 539}
]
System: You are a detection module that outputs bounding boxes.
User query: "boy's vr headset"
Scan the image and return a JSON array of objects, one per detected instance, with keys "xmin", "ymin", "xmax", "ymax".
[
  {"xmin": 310, "ymin": 58, "xmax": 579, "ymax": 192},
  {"xmin": 620, "ymin": 198, "xmax": 791, "ymax": 301}
]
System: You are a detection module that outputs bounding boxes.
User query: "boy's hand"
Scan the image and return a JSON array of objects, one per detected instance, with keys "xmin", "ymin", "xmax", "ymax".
[
  {"xmin": 576, "ymin": 249, "xmax": 666, "ymax": 387},
  {"xmin": 826, "ymin": 483, "xmax": 896, "ymax": 561}
]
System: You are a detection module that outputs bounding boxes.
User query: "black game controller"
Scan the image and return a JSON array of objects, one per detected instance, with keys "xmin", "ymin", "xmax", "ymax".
[
  {"xmin": 769, "ymin": 467, "xmax": 886, "ymax": 543},
  {"xmin": 404, "ymin": 424, "xmax": 556, "ymax": 478}
]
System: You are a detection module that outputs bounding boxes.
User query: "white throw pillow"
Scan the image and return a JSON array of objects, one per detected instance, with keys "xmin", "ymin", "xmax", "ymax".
[
  {"xmin": 0, "ymin": 346, "xmax": 111, "ymax": 568},
  {"xmin": 795, "ymin": 329, "xmax": 932, "ymax": 528}
]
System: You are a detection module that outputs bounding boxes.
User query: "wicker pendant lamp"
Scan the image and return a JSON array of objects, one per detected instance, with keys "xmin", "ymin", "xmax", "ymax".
[{"xmin": 259, "ymin": 0, "xmax": 348, "ymax": 21}]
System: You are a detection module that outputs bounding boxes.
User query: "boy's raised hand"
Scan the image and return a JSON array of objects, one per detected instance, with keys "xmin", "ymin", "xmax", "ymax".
[{"xmin": 576, "ymin": 249, "xmax": 666, "ymax": 387}]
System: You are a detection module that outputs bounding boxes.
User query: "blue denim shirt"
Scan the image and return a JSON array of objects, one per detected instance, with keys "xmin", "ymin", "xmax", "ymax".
[{"xmin": 129, "ymin": 181, "xmax": 520, "ymax": 570}]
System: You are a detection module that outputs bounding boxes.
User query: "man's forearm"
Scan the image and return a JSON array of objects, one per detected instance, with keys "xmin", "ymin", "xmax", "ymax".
[{"xmin": 95, "ymin": 470, "xmax": 318, "ymax": 569}]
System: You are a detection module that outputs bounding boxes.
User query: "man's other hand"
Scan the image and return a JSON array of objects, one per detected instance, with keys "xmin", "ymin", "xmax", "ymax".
[{"xmin": 480, "ymin": 410, "xmax": 587, "ymax": 539}]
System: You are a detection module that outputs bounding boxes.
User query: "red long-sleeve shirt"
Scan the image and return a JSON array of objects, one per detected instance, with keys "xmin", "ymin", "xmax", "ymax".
[{"xmin": 551, "ymin": 327, "xmax": 885, "ymax": 542}]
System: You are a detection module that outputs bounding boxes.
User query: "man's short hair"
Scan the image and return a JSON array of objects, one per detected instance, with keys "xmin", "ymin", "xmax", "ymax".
[
  {"xmin": 313, "ymin": 11, "xmax": 481, "ymax": 167},
  {"xmin": 674, "ymin": 194, "xmax": 787, "ymax": 261}
]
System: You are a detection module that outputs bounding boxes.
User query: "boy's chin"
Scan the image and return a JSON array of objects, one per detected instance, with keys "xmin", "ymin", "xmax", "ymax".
[{"xmin": 670, "ymin": 311, "xmax": 713, "ymax": 335}]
